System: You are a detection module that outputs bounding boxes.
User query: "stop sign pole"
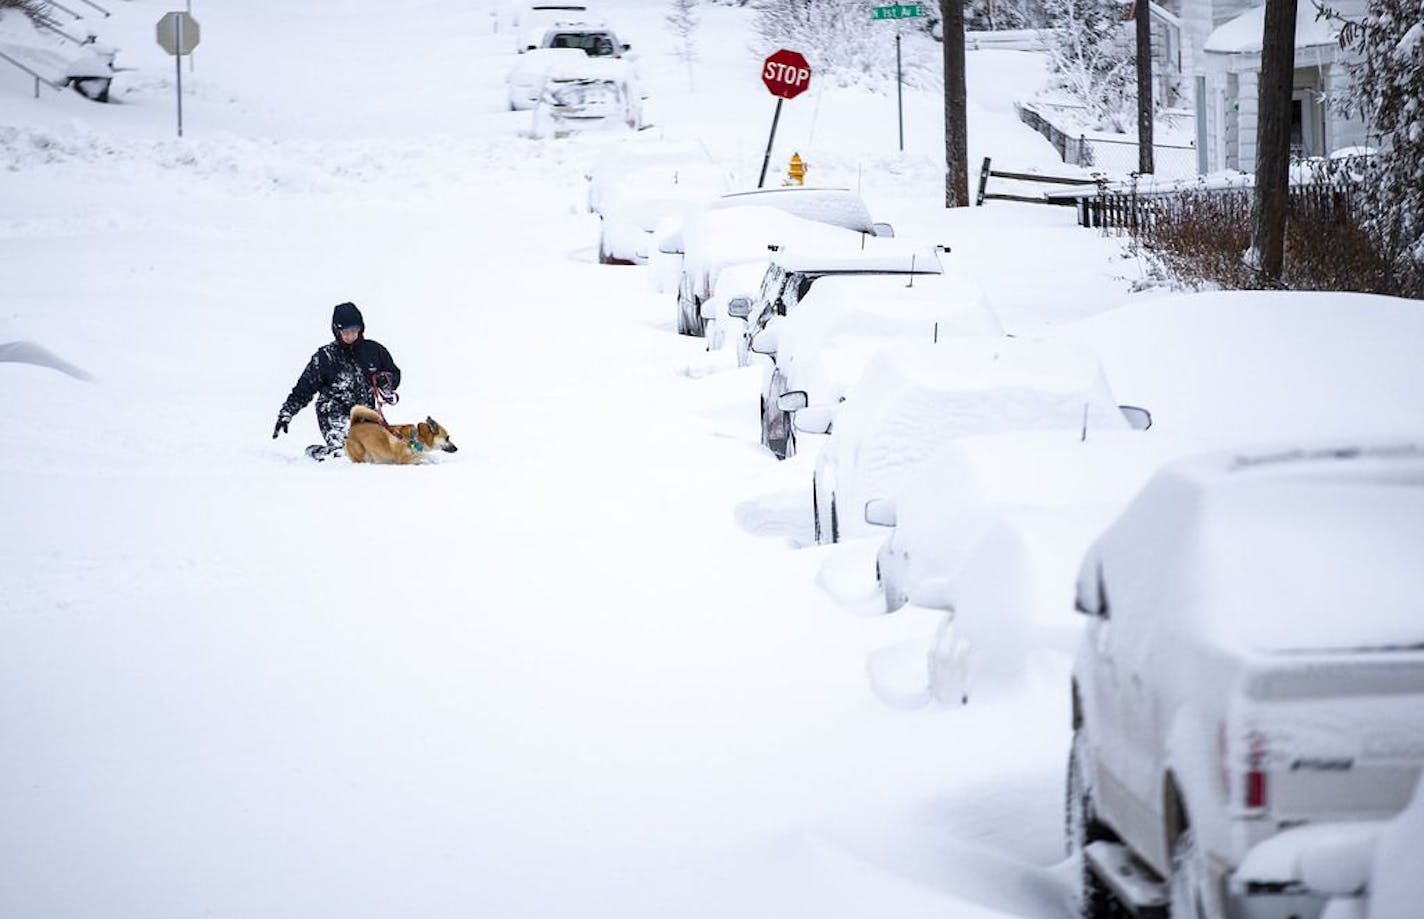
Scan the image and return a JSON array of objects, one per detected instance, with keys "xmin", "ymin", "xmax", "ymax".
[
  {"xmin": 156, "ymin": 10, "xmax": 201, "ymax": 137},
  {"xmin": 757, "ymin": 49, "xmax": 812, "ymax": 188}
]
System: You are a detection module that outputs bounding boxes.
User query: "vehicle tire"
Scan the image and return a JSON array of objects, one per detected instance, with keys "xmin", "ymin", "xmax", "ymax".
[
  {"xmin": 676, "ymin": 289, "xmax": 704, "ymax": 337},
  {"xmin": 813, "ymin": 476, "xmax": 823, "ymax": 544},
  {"xmin": 763, "ymin": 404, "xmax": 793, "ymax": 460},
  {"xmin": 1168, "ymin": 827, "xmax": 1210, "ymax": 919},
  {"xmin": 1066, "ymin": 731, "xmax": 1118, "ymax": 918}
]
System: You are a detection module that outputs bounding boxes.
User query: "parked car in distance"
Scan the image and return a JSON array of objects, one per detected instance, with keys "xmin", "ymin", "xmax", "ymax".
[
  {"xmin": 665, "ymin": 187, "xmax": 892, "ymax": 337},
  {"xmin": 597, "ymin": 163, "xmax": 728, "ymax": 265},
  {"xmin": 530, "ymin": 59, "xmax": 643, "ymax": 139},
  {"xmin": 810, "ymin": 338, "xmax": 1131, "ymax": 544},
  {"xmin": 505, "ymin": 47, "xmax": 587, "ymax": 111},
  {"xmin": 750, "ymin": 269, "xmax": 1001, "ymax": 459},
  {"xmin": 531, "ymin": 24, "xmax": 630, "ymax": 57},
  {"xmin": 1067, "ymin": 441, "xmax": 1424, "ymax": 919},
  {"xmin": 511, "ymin": 5, "xmax": 603, "ymax": 52}
]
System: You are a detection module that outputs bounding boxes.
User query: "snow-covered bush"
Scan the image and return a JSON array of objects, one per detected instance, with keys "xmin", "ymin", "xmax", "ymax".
[
  {"xmin": 752, "ymin": 0, "xmax": 937, "ymax": 89},
  {"xmin": 1132, "ymin": 162, "xmax": 1414, "ymax": 295},
  {"xmin": 1041, "ymin": 0, "xmax": 1134, "ymax": 130},
  {"xmin": 1323, "ymin": 0, "xmax": 1424, "ymax": 291}
]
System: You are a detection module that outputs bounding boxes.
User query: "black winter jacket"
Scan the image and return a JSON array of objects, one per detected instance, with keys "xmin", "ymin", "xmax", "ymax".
[{"xmin": 279, "ymin": 335, "xmax": 401, "ymax": 422}]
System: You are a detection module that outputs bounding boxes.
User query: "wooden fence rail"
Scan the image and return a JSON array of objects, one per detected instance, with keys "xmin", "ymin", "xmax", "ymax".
[{"xmin": 975, "ymin": 156, "xmax": 1098, "ymax": 207}]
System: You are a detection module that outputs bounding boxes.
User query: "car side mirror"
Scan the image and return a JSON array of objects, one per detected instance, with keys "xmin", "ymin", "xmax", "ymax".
[
  {"xmin": 1074, "ymin": 561, "xmax": 1107, "ymax": 617},
  {"xmin": 749, "ymin": 326, "xmax": 779, "ymax": 355},
  {"xmin": 726, "ymin": 296, "xmax": 753, "ymax": 320},
  {"xmin": 871, "ymin": 222, "xmax": 895, "ymax": 238},
  {"xmin": 792, "ymin": 405, "xmax": 835, "ymax": 435},
  {"xmin": 864, "ymin": 497, "xmax": 897, "ymax": 527},
  {"xmin": 776, "ymin": 390, "xmax": 808, "ymax": 413},
  {"xmin": 909, "ymin": 577, "xmax": 954, "ymax": 611},
  {"xmin": 1119, "ymin": 405, "xmax": 1153, "ymax": 431}
]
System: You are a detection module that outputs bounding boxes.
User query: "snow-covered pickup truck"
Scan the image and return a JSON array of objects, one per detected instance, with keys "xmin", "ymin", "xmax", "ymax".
[{"xmin": 1066, "ymin": 443, "xmax": 1424, "ymax": 919}]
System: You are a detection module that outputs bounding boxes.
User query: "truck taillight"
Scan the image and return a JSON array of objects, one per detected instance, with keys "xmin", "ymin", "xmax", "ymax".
[{"xmin": 1243, "ymin": 731, "xmax": 1269, "ymax": 811}]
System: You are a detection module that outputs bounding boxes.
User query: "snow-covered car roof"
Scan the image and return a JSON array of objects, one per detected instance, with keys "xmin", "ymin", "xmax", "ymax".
[
  {"xmin": 603, "ymin": 164, "xmax": 729, "ymax": 230},
  {"xmin": 586, "ymin": 139, "xmax": 713, "ymax": 214},
  {"xmin": 680, "ymin": 205, "xmax": 871, "ymax": 299},
  {"xmin": 544, "ymin": 56, "xmax": 636, "ymax": 82},
  {"xmin": 1080, "ymin": 441, "xmax": 1424, "ymax": 653},
  {"xmin": 1053, "ymin": 291, "xmax": 1424, "ymax": 441},
  {"xmin": 709, "ymin": 187, "xmax": 876, "ymax": 234},
  {"xmin": 775, "ymin": 272, "xmax": 1003, "ymax": 403},
  {"xmin": 888, "ymin": 429, "xmax": 1186, "ymax": 592},
  {"xmin": 768, "ymin": 240, "xmax": 944, "ymax": 274},
  {"xmin": 827, "ymin": 338, "xmax": 1128, "ymax": 503}
]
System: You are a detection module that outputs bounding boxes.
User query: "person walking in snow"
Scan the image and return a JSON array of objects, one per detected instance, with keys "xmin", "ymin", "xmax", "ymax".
[{"xmin": 273, "ymin": 301, "xmax": 401, "ymax": 460}]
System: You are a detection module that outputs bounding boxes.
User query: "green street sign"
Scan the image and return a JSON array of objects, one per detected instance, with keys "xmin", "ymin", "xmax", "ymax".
[{"xmin": 871, "ymin": 3, "xmax": 925, "ymax": 19}]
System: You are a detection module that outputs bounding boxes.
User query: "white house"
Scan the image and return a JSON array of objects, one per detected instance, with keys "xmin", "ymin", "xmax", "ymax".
[{"xmin": 1184, "ymin": 0, "xmax": 1372, "ymax": 172}]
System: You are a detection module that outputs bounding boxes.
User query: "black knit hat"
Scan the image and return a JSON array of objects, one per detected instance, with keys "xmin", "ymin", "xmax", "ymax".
[{"xmin": 331, "ymin": 301, "xmax": 364, "ymax": 338}]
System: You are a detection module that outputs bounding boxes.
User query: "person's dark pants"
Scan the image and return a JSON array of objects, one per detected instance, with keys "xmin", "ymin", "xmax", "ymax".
[{"xmin": 316, "ymin": 398, "xmax": 355, "ymax": 452}]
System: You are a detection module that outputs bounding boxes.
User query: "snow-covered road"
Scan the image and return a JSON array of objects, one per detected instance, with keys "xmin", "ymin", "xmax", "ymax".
[{"xmin": 0, "ymin": 2, "xmax": 1110, "ymax": 916}]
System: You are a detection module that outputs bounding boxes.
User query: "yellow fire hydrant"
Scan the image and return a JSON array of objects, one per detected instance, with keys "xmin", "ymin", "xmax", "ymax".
[{"xmin": 786, "ymin": 152, "xmax": 807, "ymax": 186}]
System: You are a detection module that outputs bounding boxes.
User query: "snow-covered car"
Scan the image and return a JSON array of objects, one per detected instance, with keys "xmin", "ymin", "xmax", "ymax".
[
  {"xmin": 695, "ymin": 261, "xmax": 768, "ymax": 350},
  {"xmin": 666, "ymin": 188, "xmax": 893, "ymax": 337},
  {"xmin": 530, "ymin": 59, "xmax": 643, "ymax": 139},
  {"xmin": 810, "ymin": 338, "xmax": 1131, "ymax": 544},
  {"xmin": 732, "ymin": 241, "xmax": 949, "ymax": 370},
  {"xmin": 873, "ymin": 429, "xmax": 1176, "ymax": 614},
  {"xmin": 505, "ymin": 47, "xmax": 587, "ymax": 110},
  {"xmin": 743, "ymin": 262, "xmax": 1003, "ymax": 459},
  {"xmin": 511, "ymin": 5, "xmax": 604, "ymax": 52},
  {"xmin": 531, "ymin": 24, "xmax": 629, "ymax": 58},
  {"xmin": 1067, "ymin": 441, "xmax": 1424, "ymax": 919},
  {"xmin": 597, "ymin": 163, "xmax": 728, "ymax": 265},
  {"xmin": 585, "ymin": 138, "xmax": 713, "ymax": 216}
]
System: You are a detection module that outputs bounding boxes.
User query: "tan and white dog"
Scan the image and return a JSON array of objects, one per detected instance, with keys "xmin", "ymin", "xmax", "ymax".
[{"xmin": 344, "ymin": 404, "xmax": 457, "ymax": 464}]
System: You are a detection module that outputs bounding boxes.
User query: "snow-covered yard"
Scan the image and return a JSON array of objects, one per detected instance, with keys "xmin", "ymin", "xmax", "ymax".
[{"xmin": 3, "ymin": 2, "xmax": 1417, "ymax": 918}]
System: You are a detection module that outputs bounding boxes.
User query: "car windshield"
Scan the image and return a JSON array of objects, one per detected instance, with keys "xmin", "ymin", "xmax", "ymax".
[{"xmin": 549, "ymin": 32, "xmax": 616, "ymax": 55}]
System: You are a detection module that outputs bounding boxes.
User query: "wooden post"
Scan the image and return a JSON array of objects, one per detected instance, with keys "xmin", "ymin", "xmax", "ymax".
[
  {"xmin": 1135, "ymin": 0, "xmax": 1154, "ymax": 174},
  {"xmin": 942, "ymin": 0, "xmax": 969, "ymax": 207},
  {"xmin": 976, "ymin": 156, "xmax": 992, "ymax": 206},
  {"xmin": 1250, "ymin": 0, "xmax": 1298, "ymax": 284}
]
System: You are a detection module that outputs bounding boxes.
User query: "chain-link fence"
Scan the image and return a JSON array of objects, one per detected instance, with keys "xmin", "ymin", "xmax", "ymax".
[
  {"xmin": 1081, "ymin": 135, "xmax": 1197, "ymax": 178},
  {"xmin": 1016, "ymin": 102, "xmax": 1198, "ymax": 178}
]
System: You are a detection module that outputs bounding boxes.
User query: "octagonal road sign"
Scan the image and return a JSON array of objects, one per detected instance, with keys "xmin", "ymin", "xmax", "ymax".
[
  {"xmin": 156, "ymin": 11, "xmax": 200, "ymax": 56},
  {"xmin": 761, "ymin": 49, "xmax": 811, "ymax": 100}
]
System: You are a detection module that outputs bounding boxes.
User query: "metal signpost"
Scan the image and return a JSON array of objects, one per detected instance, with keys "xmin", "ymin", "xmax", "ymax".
[
  {"xmin": 155, "ymin": 11, "xmax": 200, "ymax": 137},
  {"xmin": 758, "ymin": 49, "xmax": 812, "ymax": 188},
  {"xmin": 870, "ymin": 4, "xmax": 925, "ymax": 152}
]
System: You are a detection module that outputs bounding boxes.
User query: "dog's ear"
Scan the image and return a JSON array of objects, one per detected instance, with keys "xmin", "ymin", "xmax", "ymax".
[
  {"xmin": 426, "ymin": 416, "xmax": 436, "ymax": 427},
  {"xmin": 416, "ymin": 422, "xmax": 430, "ymax": 438}
]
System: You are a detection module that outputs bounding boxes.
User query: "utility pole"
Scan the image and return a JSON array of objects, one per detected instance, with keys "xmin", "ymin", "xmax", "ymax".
[
  {"xmin": 942, "ymin": 0, "xmax": 969, "ymax": 207},
  {"xmin": 1251, "ymin": 0, "xmax": 1298, "ymax": 283},
  {"xmin": 1135, "ymin": 0, "xmax": 1154, "ymax": 173}
]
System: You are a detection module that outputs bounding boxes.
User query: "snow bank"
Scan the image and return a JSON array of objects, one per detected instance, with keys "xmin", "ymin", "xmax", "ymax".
[{"xmin": 1054, "ymin": 291, "xmax": 1424, "ymax": 442}]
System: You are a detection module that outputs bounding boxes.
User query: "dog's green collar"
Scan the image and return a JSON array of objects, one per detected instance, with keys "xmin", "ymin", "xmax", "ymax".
[{"xmin": 408, "ymin": 438, "xmax": 424, "ymax": 453}]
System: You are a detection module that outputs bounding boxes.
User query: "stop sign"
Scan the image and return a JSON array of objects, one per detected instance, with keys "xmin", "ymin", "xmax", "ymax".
[{"xmin": 761, "ymin": 49, "xmax": 812, "ymax": 100}]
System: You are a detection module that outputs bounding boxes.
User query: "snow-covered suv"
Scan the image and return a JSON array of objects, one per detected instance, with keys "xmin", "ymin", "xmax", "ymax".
[{"xmin": 1067, "ymin": 442, "xmax": 1424, "ymax": 919}]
